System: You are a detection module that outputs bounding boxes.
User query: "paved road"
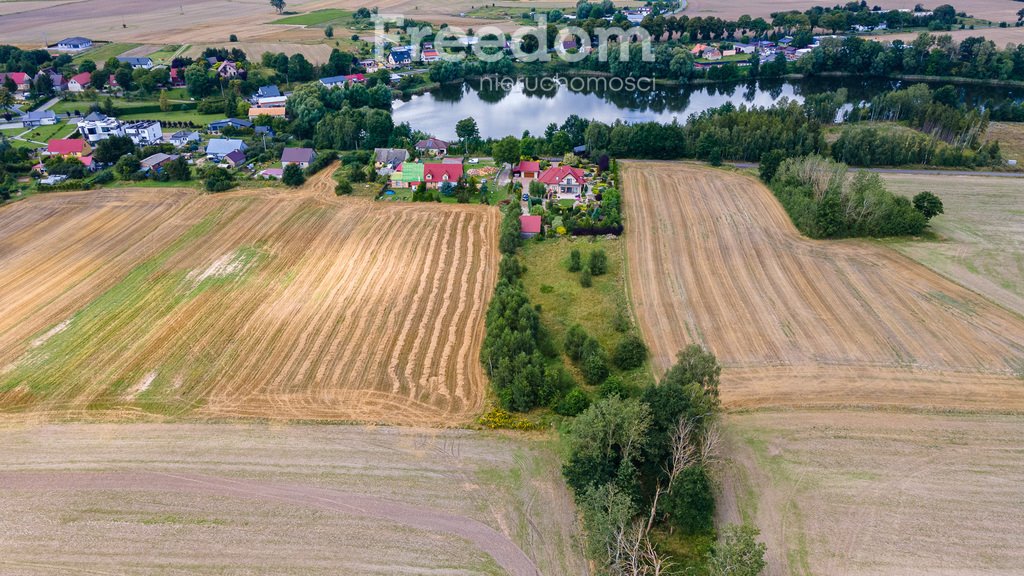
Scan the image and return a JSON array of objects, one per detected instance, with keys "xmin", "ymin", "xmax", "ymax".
[
  {"xmin": 729, "ymin": 162, "xmax": 1024, "ymax": 178},
  {"xmin": 0, "ymin": 470, "xmax": 542, "ymax": 576}
]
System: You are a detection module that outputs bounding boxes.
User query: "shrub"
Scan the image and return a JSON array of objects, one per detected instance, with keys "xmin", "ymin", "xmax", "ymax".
[
  {"xmin": 588, "ymin": 249, "xmax": 607, "ymax": 275},
  {"xmin": 564, "ymin": 325, "xmax": 589, "ymax": 362},
  {"xmin": 580, "ymin": 340, "xmax": 609, "ymax": 385},
  {"xmin": 555, "ymin": 388, "xmax": 592, "ymax": 416},
  {"xmin": 612, "ymin": 334, "xmax": 648, "ymax": 370},
  {"xmin": 598, "ymin": 374, "xmax": 630, "ymax": 398},
  {"xmin": 579, "ymin": 266, "xmax": 592, "ymax": 287},
  {"xmin": 568, "ymin": 248, "xmax": 581, "ymax": 272},
  {"xmin": 282, "ymin": 163, "xmax": 305, "ymax": 186},
  {"xmin": 477, "ymin": 408, "xmax": 537, "ymax": 430},
  {"xmin": 913, "ymin": 191, "xmax": 944, "ymax": 219},
  {"xmin": 229, "ymin": 34, "xmax": 238, "ymax": 42},
  {"xmin": 335, "ymin": 177, "xmax": 353, "ymax": 195}
]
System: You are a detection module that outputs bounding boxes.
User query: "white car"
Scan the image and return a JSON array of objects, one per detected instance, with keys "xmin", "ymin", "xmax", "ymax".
[{"xmin": 468, "ymin": 158, "xmax": 479, "ymax": 164}]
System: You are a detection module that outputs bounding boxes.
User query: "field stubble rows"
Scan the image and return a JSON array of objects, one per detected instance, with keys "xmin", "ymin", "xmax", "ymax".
[
  {"xmin": 623, "ymin": 161, "xmax": 1024, "ymax": 412},
  {"xmin": 0, "ymin": 168, "xmax": 499, "ymax": 424}
]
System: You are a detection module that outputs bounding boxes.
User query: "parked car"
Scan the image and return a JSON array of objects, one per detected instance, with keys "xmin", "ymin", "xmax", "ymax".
[
  {"xmin": 468, "ymin": 158, "xmax": 479, "ymax": 164},
  {"xmin": 521, "ymin": 193, "xmax": 530, "ymax": 201}
]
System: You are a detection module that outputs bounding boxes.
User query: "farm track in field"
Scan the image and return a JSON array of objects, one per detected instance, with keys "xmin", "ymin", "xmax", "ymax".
[
  {"xmin": 0, "ymin": 167, "xmax": 500, "ymax": 425},
  {"xmin": 623, "ymin": 161, "xmax": 1024, "ymax": 411}
]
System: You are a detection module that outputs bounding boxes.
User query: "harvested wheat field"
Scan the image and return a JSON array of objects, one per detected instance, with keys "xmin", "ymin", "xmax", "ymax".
[
  {"xmin": 0, "ymin": 169, "xmax": 499, "ymax": 424},
  {"xmin": 717, "ymin": 410, "xmax": 1024, "ymax": 576},
  {"xmin": 623, "ymin": 161, "xmax": 1024, "ymax": 411},
  {"xmin": 0, "ymin": 423, "xmax": 585, "ymax": 576},
  {"xmin": 881, "ymin": 172, "xmax": 1024, "ymax": 317}
]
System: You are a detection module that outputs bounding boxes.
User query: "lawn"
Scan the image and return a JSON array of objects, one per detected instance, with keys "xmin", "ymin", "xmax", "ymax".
[
  {"xmin": 15, "ymin": 122, "xmax": 77, "ymax": 144},
  {"xmin": 271, "ymin": 9, "xmax": 352, "ymax": 26},
  {"xmin": 116, "ymin": 109, "xmax": 223, "ymax": 125},
  {"xmin": 519, "ymin": 236, "xmax": 655, "ymax": 392},
  {"xmin": 146, "ymin": 45, "xmax": 185, "ymax": 65},
  {"xmin": 72, "ymin": 43, "xmax": 142, "ymax": 66}
]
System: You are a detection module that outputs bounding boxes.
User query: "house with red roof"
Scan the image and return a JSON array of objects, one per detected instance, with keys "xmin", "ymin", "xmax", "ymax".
[
  {"xmin": 513, "ymin": 160, "xmax": 540, "ymax": 179},
  {"xmin": 0, "ymin": 72, "xmax": 30, "ymax": 93},
  {"xmin": 537, "ymin": 165, "xmax": 587, "ymax": 198},
  {"xmin": 67, "ymin": 72, "xmax": 92, "ymax": 92},
  {"xmin": 47, "ymin": 139, "xmax": 86, "ymax": 157},
  {"xmin": 423, "ymin": 163, "xmax": 463, "ymax": 189},
  {"xmin": 520, "ymin": 215, "xmax": 542, "ymax": 238}
]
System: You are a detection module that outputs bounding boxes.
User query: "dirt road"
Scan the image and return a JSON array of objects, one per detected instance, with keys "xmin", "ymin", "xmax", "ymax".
[{"xmin": 622, "ymin": 161, "xmax": 1024, "ymax": 411}]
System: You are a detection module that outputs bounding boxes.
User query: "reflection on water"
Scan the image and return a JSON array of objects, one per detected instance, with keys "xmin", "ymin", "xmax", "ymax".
[{"xmin": 392, "ymin": 77, "xmax": 1022, "ymax": 140}]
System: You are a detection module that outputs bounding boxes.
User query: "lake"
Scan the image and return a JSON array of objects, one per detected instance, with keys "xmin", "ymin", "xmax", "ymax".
[{"xmin": 392, "ymin": 77, "xmax": 1021, "ymax": 140}]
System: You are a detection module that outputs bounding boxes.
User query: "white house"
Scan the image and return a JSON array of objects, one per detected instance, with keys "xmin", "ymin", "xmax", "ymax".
[
  {"xmin": 116, "ymin": 57, "xmax": 154, "ymax": 70},
  {"xmin": 206, "ymin": 138, "xmax": 248, "ymax": 161},
  {"xmin": 167, "ymin": 130, "xmax": 201, "ymax": 148},
  {"xmin": 124, "ymin": 120, "xmax": 162, "ymax": 145},
  {"xmin": 56, "ymin": 37, "xmax": 92, "ymax": 51},
  {"xmin": 77, "ymin": 112, "xmax": 125, "ymax": 143}
]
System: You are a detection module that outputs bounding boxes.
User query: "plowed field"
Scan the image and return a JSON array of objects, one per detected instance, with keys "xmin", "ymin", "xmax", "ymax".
[
  {"xmin": 0, "ymin": 169, "xmax": 499, "ymax": 424},
  {"xmin": 623, "ymin": 161, "xmax": 1024, "ymax": 411}
]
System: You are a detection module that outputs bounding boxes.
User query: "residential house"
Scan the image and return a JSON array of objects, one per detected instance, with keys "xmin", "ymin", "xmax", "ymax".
[
  {"xmin": 254, "ymin": 125, "xmax": 275, "ymax": 138},
  {"xmin": 259, "ymin": 168, "xmax": 284, "ymax": 179},
  {"xmin": 513, "ymin": 160, "xmax": 540, "ymax": 179},
  {"xmin": 67, "ymin": 72, "xmax": 92, "ymax": 92},
  {"xmin": 254, "ymin": 85, "xmax": 281, "ymax": 99},
  {"xmin": 415, "ymin": 137, "xmax": 448, "ymax": 157},
  {"xmin": 702, "ymin": 47, "xmax": 722, "ymax": 61},
  {"xmin": 0, "ymin": 72, "xmax": 30, "ymax": 93},
  {"xmin": 167, "ymin": 130, "xmax": 200, "ymax": 147},
  {"xmin": 319, "ymin": 73, "xmax": 365, "ymax": 89},
  {"xmin": 117, "ymin": 56, "xmax": 154, "ymax": 69},
  {"xmin": 47, "ymin": 139, "xmax": 86, "ymax": 157},
  {"xmin": 55, "ymin": 37, "xmax": 93, "ymax": 51},
  {"xmin": 169, "ymin": 68, "xmax": 186, "ymax": 87},
  {"xmin": 520, "ymin": 215, "xmax": 542, "ymax": 238},
  {"xmin": 359, "ymin": 59, "xmax": 379, "ymax": 72},
  {"xmin": 215, "ymin": 61, "xmax": 240, "ymax": 79},
  {"xmin": 255, "ymin": 95, "xmax": 288, "ymax": 108},
  {"xmin": 281, "ymin": 147, "xmax": 316, "ymax": 169},
  {"xmin": 689, "ymin": 43, "xmax": 708, "ymax": 56},
  {"xmin": 124, "ymin": 120, "xmax": 162, "ymax": 145},
  {"xmin": 77, "ymin": 112, "xmax": 124, "ymax": 143},
  {"xmin": 537, "ymin": 165, "xmax": 587, "ymax": 198},
  {"xmin": 35, "ymin": 69, "xmax": 66, "ymax": 92},
  {"xmin": 420, "ymin": 49, "xmax": 441, "ymax": 62},
  {"xmin": 140, "ymin": 152, "xmax": 180, "ymax": 171},
  {"xmin": 422, "ymin": 163, "xmax": 463, "ymax": 189},
  {"xmin": 390, "ymin": 162, "xmax": 424, "ymax": 188},
  {"xmin": 206, "ymin": 138, "xmax": 248, "ymax": 161},
  {"xmin": 374, "ymin": 148, "xmax": 408, "ymax": 175},
  {"xmin": 208, "ymin": 118, "xmax": 253, "ymax": 132},
  {"xmin": 733, "ymin": 43, "xmax": 756, "ymax": 54},
  {"xmin": 20, "ymin": 110, "xmax": 57, "ymax": 127},
  {"xmin": 224, "ymin": 150, "xmax": 246, "ymax": 168},
  {"xmin": 248, "ymin": 106, "xmax": 287, "ymax": 120},
  {"xmin": 388, "ymin": 48, "xmax": 412, "ymax": 67}
]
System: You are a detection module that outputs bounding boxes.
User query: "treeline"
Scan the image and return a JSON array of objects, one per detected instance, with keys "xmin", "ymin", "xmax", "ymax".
[
  {"xmin": 798, "ymin": 33, "xmax": 1024, "ymax": 82},
  {"xmin": 767, "ymin": 155, "xmax": 934, "ymax": 237},
  {"xmin": 581, "ymin": 101, "xmax": 826, "ymax": 162},
  {"xmin": 832, "ymin": 125, "xmax": 1001, "ymax": 167}
]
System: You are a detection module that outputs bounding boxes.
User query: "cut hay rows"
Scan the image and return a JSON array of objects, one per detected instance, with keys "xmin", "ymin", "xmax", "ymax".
[
  {"xmin": 0, "ymin": 170, "xmax": 499, "ymax": 425},
  {"xmin": 623, "ymin": 161, "xmax": 1024, "ymax": 411}
]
